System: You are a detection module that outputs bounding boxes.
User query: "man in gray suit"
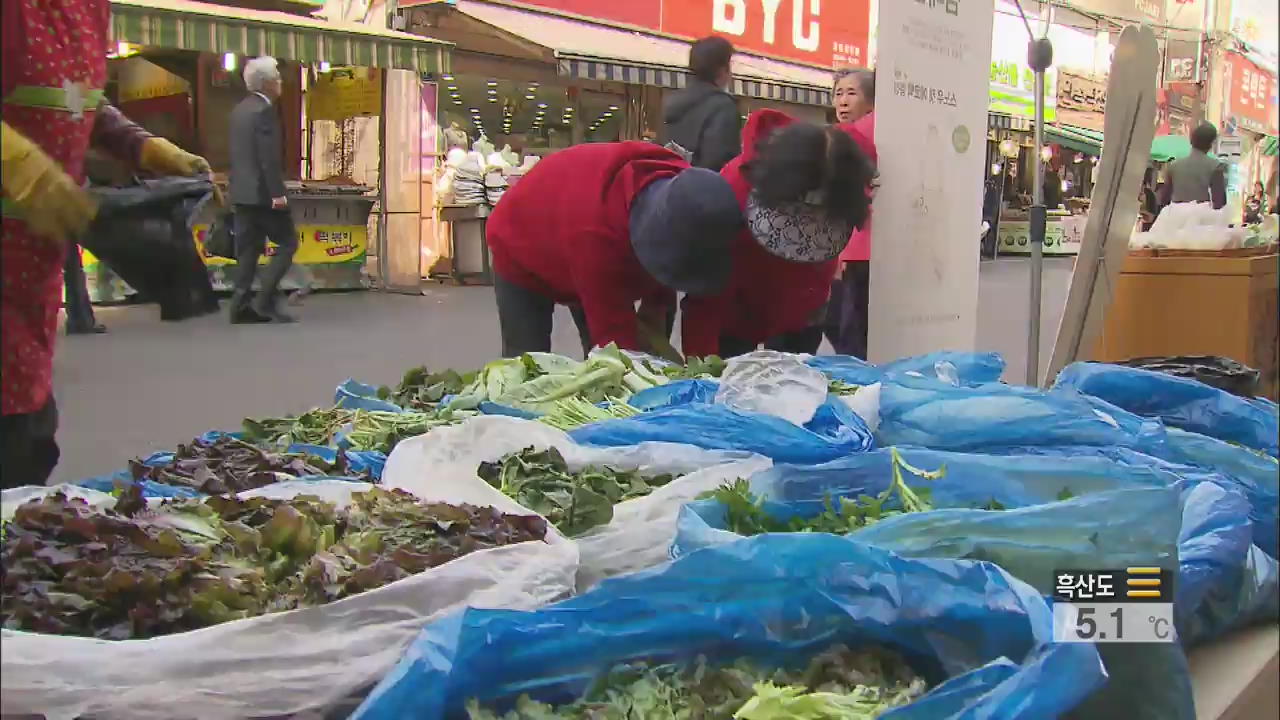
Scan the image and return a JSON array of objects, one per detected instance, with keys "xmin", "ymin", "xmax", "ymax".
[
  {"xmin": 1160, "ymin": 122, "xmax": 1227, "ymax": 210},
  {"xmin": 228, "ymin": 56, "xmax": 297, "ymax": 323}
]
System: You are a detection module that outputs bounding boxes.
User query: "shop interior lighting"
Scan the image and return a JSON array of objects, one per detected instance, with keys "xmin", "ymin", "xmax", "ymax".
[
  {"xmin": 487, "ymin": 80, "xmax": 498, "ymax": 87},
  {"xmin": 608, "ymin": 105, "xmax": 619, "ymax": 111},
  {"xmin": 447, "ymin": 84, "xmax": 457, "ymax": 91},
  {"xmin": 223, "ymin": 53, "xmax": 237, "ymax": 71},
  {"xmin": 318, "ymin": 61, "xmax": 331, "ymax": 72},
  {"xmin": 442, "ymin": 74, "xmax": 453, "ymax": 81},
  {"xmin": 1040, "ymin": 147, "xmax": 1053, "ymax": 162},
  {"xmin": 537, "ymin": 102, "xmax": 548, "ymax": 109},
  {"xmin": 991, "ymin": 163, "xmax": 1003, "ymax": 175},
  {"xmin": 489, "ymin": 97, "xmax": 498, "ymax": 102},
  {"xmin": 525, "ymin": 94, "xmax": 536, "ymax": 100}
]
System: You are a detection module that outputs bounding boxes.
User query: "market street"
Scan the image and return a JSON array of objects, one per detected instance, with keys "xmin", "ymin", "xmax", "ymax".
[{"xmin": 50, "ymin": 258, "xmax": 1075, "ymax": 485}]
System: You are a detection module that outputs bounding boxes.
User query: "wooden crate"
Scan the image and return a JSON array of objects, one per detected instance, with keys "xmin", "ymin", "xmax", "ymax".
[{"xmin": 1091, "ymin": 254, "xmax": 1280, "ymax": 399}]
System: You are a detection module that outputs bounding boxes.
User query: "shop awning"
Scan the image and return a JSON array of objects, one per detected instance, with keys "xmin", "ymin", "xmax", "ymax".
[
  {"xmin": 446, "ymin": 0, "xmax": 831, "ymax": 106},
  {"xmin": 1263, "ymin": 136, "xmax": 1279, "ymax": 158},
  {"xmin": 109, "ymin": 0, "xmax": 451, "ymax": 72},
  {"xmin": 1047, "ymin": 124, "xmax": 1104, "ymax": 156}
]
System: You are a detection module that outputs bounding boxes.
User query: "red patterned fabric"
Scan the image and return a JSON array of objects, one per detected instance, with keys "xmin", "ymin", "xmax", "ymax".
[{"xmin": 1, "ymin": 0, "xmax": 144, "ymax": 415}]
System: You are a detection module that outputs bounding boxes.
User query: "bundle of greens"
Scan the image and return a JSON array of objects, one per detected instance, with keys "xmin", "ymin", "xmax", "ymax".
[
  {"xmin": 828, "ymin": 380, "xmax": 861, "ymax": 396},
  {"xmin": 378, "ymin": 366, "xmax": 473, "ymax": 411},
  {"xmin": 663, "ymin": 355, "xmax": 728, "ymax": 381},
  {"xmin": 538, "ymin": 397, "xmax": 642, "ymax": 431},
  {"xmin": 1, "ymin": 487, "xmax": 547, "ymax": 640},
  {"xmin": 130, "ymin": 435, "xmax": 367, "ymax": 495},
  {"xmin": 466, "ymin": 644, "xmax": 926, "ymax": 719},
  {"xmin": 477, "ymin": 447, "xmax": 677, "ymax": 537},
  {"xmin": 243, "ymin": 407, "xmax": 469, "ymax": 453},
  {"xmin": 707, "ymin": 449, "xmax": 943, "ymax": 537}
]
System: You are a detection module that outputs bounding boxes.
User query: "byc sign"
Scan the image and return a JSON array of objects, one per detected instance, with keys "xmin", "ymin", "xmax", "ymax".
[{"xmin": 711, "ymin": 0, "xmax": 821, "ymax": 53}]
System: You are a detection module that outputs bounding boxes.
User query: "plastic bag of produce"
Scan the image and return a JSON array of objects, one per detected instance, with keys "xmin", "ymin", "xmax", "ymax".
[
  {"xmin": 381, "ymin": 415, "xmax": 771, "ymax": 590},
  {"xmin": 876, "ymin": 373, "xmax": 1164, "ymax": 451},
  {"xmin": 714, "ymin": 350, "xmax": 832, "ymax": 425},
  {"xmin": 351, "ymin": 534, "xmax": 1104, "ymax": 720},
  {"xmin": 337, "ymin": 378, "xmax": 406, "ymax": 412},
  {"xmin": 570, "ymin": 397, "xmax": 874, "ymax": 464},
  {"xmin": 806, "ymin": 351, "xmax": 1006, "ymax": 387},
  {"xmin": 0, "ymin": 479, "xmax": 578, "ymax": 720},
  {"xmin": 1113, "ymin": 355, "xmax": 1261, "ymax": 398},
  {"xmin": 675, "ymin": 480, "xmax": 1191, "ymax": 720},
  {"xmin": 1054, "ymin": 362, "xmax": 1279, "ymax": 457}
]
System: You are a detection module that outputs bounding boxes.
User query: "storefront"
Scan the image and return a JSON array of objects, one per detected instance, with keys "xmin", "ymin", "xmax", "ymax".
[
  {"xmin": 83, "ymin": 0, "xmax": 450, "ymax": 300},
  {"xmin": 397, "ymin": 0, "xmax": 845, "ymax": 283},
  {"xmin": 1220, "ymin": 50, "xmax": 1278, "ymax": 219}
]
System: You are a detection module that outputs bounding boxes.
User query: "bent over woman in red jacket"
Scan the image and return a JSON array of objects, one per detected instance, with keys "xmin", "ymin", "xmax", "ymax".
[{"xmin": 485, "ymin": 141, "xmax": 743, "ymax": 358}]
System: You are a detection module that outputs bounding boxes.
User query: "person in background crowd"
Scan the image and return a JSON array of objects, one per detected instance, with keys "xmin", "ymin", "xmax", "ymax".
[
  {"xmin": 1139, "ymin": 167, "xmax": 1160, "ymax": 231},
  {"xmin": 681, "ymin": 109, "xmax": 877, "ymax": 359},
  {"xmin": 63, "ymin": 244, "xmax": 105, "ymax": 334},
  {"xmin": 2, "ymin": 0, "xmax": 211, "ymax": 488},
  {"xmin": 823, "ymin": 68, "xmax": 877, "ymax": 358},
  {"xmin": 661, "ymin": 36, "xmax": 741, "ymax": 172},
  {"xmin": 1159, "ymin": 122, "xmax": 1227, "ymax": 210},
  {"xmin": 229, "ymin": 56, "xmax": 297, "ymax": 325},
  {"xmin": 1043, "ymin": 162, "xmax": 1064, "ymax": 210},
  {"xmin": 485, "ymin": 141, "xmax": 742, "ymax": 358},
  {"xmin": 1243, "ymin": 181, "xmax": 1268, "ymax": 224}
]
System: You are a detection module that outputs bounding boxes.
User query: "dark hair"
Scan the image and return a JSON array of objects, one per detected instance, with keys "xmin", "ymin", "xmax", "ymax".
[
  {"xmin": 1190, "ymin": 122, "xmax": 1218, "ymax": 153},
  {"xmin": 689, "ymin": 36, "xmax": 735, "ymax": 83},
  {"xmin": 834, "ymin": 68, "xmax": 876, "ymax": 103},
  {"xmin": 745, "ymin": 123, "xmax": 876, "ymax": 231}
]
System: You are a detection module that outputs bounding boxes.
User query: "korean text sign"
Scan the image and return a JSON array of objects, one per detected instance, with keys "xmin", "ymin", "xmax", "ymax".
[
  {"xmin": 868, "ymin": 0, "xmax": 994, "ymax": 361},
  {"xmin": 1224, "ymin": 52, "xmax": 1278, "ymax": 136}
]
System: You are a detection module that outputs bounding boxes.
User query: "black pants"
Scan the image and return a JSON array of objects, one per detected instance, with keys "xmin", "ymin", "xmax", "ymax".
[
  {"xmin": 232, "ymin": 205, "xmax": 298, "ymax": 313},
  {"xmin": 0, "ymin": 397, "xmax": 60, "ymax": 489},
  {"xmin": 494, "ymin": 271, "xmax": 593, "ymax": 358},
  {"xmin": 63, "ymin": 244, "xmax": 97, "ymax": 332},
  {"xmin": 823, "ymin": 260, "xmax": 870, "ymax": 359}
]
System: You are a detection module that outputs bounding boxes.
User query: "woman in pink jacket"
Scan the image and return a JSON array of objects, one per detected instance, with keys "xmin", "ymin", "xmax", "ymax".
[{"xmin": 824, "ymin": 68, "xmax": 877, "ymax": 358}]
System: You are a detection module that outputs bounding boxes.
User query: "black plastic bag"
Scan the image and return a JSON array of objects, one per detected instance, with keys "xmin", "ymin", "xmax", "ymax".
[
  {"xmin": 204, "ymin": 210, "xmax": 236, "ymax": 260},
  {"xmin": 83, "ymin": 176, "xmax": 220, "ymax": 321},
  {"xmin": 1114, "ymin": 355, "xmax": 1261, "ymax": 398}
]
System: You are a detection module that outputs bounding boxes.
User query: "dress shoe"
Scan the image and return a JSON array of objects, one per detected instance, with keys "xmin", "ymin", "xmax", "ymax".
[
  {"xmin": 230, "ymin": 307, "xmax": 271, "ymax": 324},
  {"xmin": 66, "ymin": 323, "xmax": 107, "ymax": 335}
]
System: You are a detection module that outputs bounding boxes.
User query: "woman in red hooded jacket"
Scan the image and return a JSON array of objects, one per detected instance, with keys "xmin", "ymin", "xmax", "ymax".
[
  {"xmin": 681, "ymin": 110, "xmax": 877, "ymax": 358},
  {"xmin": 485, "ymin": 141, "xmax": 743, "ymax": 358}
]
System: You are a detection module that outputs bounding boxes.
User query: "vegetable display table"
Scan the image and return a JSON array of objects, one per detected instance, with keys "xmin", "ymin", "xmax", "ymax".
[{"xmin": 1089, "ymin": 253, "xmax": 1279, "ymax": 399}]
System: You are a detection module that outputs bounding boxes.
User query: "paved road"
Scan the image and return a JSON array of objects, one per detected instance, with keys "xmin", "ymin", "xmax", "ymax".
[{"xmin": 51, "ymin": 258, "xmax": 1075, "ymax": 484}]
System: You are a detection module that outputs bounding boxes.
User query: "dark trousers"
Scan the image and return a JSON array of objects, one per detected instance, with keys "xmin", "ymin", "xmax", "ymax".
[
  {"xmin": 232, "ymin": 205, "xmax": 298, "ymax": 313},
  {"xmin": 63, "ymin": 244, "xmax": 97, "ymax": 332},
  {"xmin": 823, "ymin": 260, "xmax": 870, "ymax": 359},
  {"xmin": 720, "ymin": 327, "xmax": 824, "ymax": 359},
  {"xmin": 0, "ymin": 397, "xmax": 60, "ymax": 489},
  {"xmin": 494, "ymin": 271, "xmax": 592, "ymax": 358}
]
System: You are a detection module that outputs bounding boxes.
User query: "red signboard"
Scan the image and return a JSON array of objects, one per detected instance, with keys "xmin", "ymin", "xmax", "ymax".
[
  {"xmin": 1224, "ymin": 52, "xmax": 1279, "ymax": 136},
  {"xmin": 660, "ymin": 0, "xmax": 869, "ymax": 68},
  {"xmin": 452, "ymin": 0, "xmax": 869, "ymax": 69}
]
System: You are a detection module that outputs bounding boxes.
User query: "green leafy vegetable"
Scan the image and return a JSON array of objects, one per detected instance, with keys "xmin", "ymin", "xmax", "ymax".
[
  {"xmin": 828, "ymin": 380, "xmax": 861, "ymax": 396},
  {"xmin": 1, "ymin": 488, "xmax": 547, "ymax": 640},
  {"xmin": 538, "ymin": 397, "xmax": 641, "ymax": 431},
  {"xmin": 465, "ymin": 644, "xmax": 926, "ymax": 719},
  {"xmin": 476, "ymin": 447, "xmax": 676, "ymax": 536},
  {"xmin": 708, "ymin": 449, "xmax": 943, "ymax": 536},
  {"xmin": 378, "ymin": 366, "xmax": 473, "ymax": 410},
  {"xmin": 243, "ymin": 407, "xmax": 469, "ymax": 453},
  {"xmin": 130, "ymin": 435, "xmax": 367, "ymax": 495},
  {"xmin": 664, "ymin": 355, "xmax": 728, "ymax": 381}
]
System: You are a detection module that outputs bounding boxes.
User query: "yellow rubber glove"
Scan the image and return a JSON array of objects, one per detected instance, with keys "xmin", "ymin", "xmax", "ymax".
[
  {"xmin": 1, "ymin": 121, "xmax": 97, "ymax": 243},
  {"xmin": 140, "ymin": 137, "xmax": 211, "ymax": 177}
]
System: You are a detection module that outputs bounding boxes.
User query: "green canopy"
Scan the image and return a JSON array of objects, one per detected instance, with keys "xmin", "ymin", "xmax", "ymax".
[
  {"xmin": 1148, "ymin": 134, "xmax": 1220, "ymax": 163},
  {"xmin": 1263, "ymin": 136, "xmax": 1279, "ymax": 157},
  {"xmin": 1047, "ymin": 124, "xmax": 1104, "ymax": 156}
]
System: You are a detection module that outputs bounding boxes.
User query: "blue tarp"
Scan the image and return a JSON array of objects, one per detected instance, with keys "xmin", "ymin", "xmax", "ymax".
[
  {"xmin": 805, "ymin": 351, "xmax": 1006, "ymax": 387},
  {"xmin": 352, "ymin": 535, "xmax": 1104, "ymax": 720}
]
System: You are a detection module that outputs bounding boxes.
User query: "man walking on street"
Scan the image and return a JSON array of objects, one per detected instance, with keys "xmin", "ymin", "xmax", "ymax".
[
  {"xmin": 1159, "ymin": 122, "xmax": 1227, "ymax": 210},
  {"xmin": 229, "ymin": 56, "xmax": 297, "ymax": 324},
  {"xmin": 662, "ymin": 36, "xmax": 741, "ymax": 172}
]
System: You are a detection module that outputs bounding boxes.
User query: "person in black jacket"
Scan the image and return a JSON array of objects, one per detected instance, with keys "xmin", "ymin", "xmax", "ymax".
[
  {"xmin": 662, "ymin": 36, "xmax": 741, "ymax": 172},
  {"xmin": 228, "ymin": 55, "xmax": 297, "ymax": 324}
]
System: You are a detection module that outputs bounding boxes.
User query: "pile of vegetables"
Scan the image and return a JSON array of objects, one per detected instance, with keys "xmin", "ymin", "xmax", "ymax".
[
  {"xmin": 466, "ymin": 644, "xmax": 927, "ymax": 719},
  {"xmin": 130, "ymin": 435, "xmax": 368, "ymax": 495},
  {"xmin": 707, "ymin": 449, "xmax": 941, "ymax": 536},
  {"xmin": 0, "ymin": 487, "xmax": 547, "ymax": 640},
  {"xmin": 377, "ymin": 366, "xmax": 474, "ymax": 410},
  {"xmin": 539, "ymin": 397, "xmax": 641, "ymax": 431},
  {"xmin": 477, "ymin": 447, "xmax": 678, "ymax": 536},
  {"xmin": 243, "ymin": 407, "xmax": 470, "ymax": 453}
]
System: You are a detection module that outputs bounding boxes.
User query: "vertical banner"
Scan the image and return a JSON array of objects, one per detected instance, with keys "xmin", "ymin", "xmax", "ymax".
[{"xmin": 868, "ymin": 0, "xmax": 995, "ymax": 361}]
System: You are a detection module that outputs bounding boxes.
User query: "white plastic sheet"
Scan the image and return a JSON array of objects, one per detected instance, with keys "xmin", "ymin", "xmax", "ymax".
[
  {"xmin": 381, "ymin": 415, "xmax": 772, "ymax": 591},
  {"xmin": 0, "ymin": 480, "xmax": 577, "ymax": 720},
  {"xmin": 714, "ymin": 350, "xmax": 830, "ymax": 426}
]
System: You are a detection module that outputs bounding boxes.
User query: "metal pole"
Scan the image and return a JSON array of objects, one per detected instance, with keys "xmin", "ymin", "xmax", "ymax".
[
  {"xmin": 1026, "ymin": 35, "xmax": 1054, "ymax": 387},
  {"xmin": 1028, "ymin": 69, "xmax": 1046, "ymax": 386}
]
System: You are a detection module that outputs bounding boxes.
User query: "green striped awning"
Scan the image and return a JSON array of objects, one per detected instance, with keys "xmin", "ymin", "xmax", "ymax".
[
  {"xmin": 1264, "ymin": 136, "xmax": 1279, "ymax": 157},
  {"xmin": 110, "ymin": 0, "xmax": 451, "ymax": 73},
  {"xmin": 1047, "ymin": 124, "xmax": 1104, "ymax": 156}
]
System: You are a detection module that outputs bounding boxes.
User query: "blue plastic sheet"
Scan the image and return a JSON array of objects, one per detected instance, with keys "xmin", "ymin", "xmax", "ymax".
[
  {"xmin": 352, "ymin": 535, "xmax": 1104, "ymax": 720},
  {"xmin": 675, "ymin": 484, "xmax": 1193, "ymax": 720},
  {"xmin": 806, "ymin": 351, "xmax": 1006, "ymax": 387},
  {"xmin": 335, "ymin": 379, "xmax": 404, "ymax": 413},
  {"xmin": 570, "ymin": 397, "xmax": 874, "ymax": 464},
  {"xmin": 1055, "ymin": 362, "xmax": 1280, "ymax": 457},
  {"xmin": 627, "ymin": 379, "xmax": 720, "ymax": 410},
  {"xmin": 875, "ymin": 374, "xmax": 1165, "ymax": 451}
]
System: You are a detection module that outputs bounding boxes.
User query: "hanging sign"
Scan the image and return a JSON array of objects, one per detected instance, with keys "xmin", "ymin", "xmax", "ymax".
[
  {"xmin": 307, "ymin": 67, "xmax": 383, "ymax": 121},
  {"xmin": 1223, "ymin": 52, "xmax": 1279, "ymax": 136},
  {"xmin": 868, "ymin": 0, "xmax": 995, "ymax": 360}
]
